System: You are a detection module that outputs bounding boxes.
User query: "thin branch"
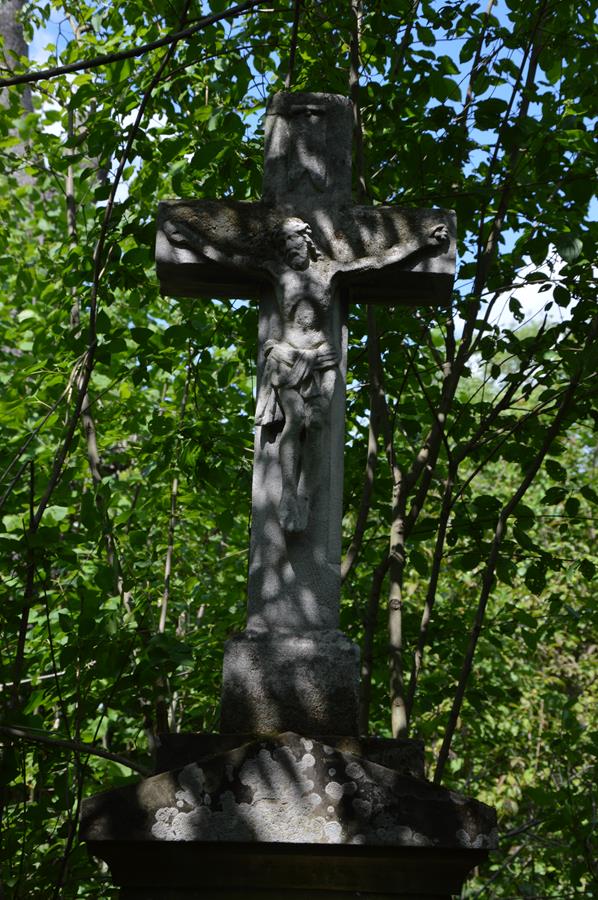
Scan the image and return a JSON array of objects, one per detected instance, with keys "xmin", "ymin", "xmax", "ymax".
[
  {"xmin": 0, "ymin": 725, "xmax": 151, "ymax": 776},
  {"xmin": 341, "ymin": 306, "xmax": 381, "ymax": 582},
  {"xmin": 449, "ymin": 381, "xmax": 578, "ymax": 513},
  {"xmin": 159, "ymin": 366, "xmax": 191, "ymax": 634},
  {"xmin": 0, "ymin": 364, "xmax": 82, "ymax": 513},
  {"xmin": 403, "ymin": 341, "xmax": 453, "ymax": 465},
  {"xmin": 10, "ymin": 462, "xmax": 35, "ymax": 709},
  {"xmin": 473, "ymin": 0, "xmax": 548, "ymax": 297},
  {"xmin": 458, "ymin": 0, "xmax": 497, "ymax": 126},
  {"xmin": 388, "ymin": 458, "xmax": 407, "ymax": 738},
  {"xmin": 452, "ymin": 326, "xmax": 548, "ymax": 465},
  {"xmin": 349, "ymin": 0, "xmax": 368, "ymax": 202},
  {"xmin": 67, "ymin": 107, "xmax": 123, "ymax": 597},
  {"xmin": 32, "ymin": 10, "xmax": 182, "ymax": 531},
  {"xmin": 341, "ymin": 412, "xmax": 377, "ymax": 582},
  {"xmin": 41, "ymin": 581, "xmax": 72, "ymax": 741},
  {"xmin": 284, "ymin": 0, "xmax": 301, "ymax": 90},
  {"xmin": 369, "ymin": 324, "xmax": 423, "ymax": 739},
  {"xmin": 359, "ymin": 554, "xmax": 389, "ymax": 734},
  {"xmin": 389, "ymin": 1, "xmax": 420, "ymax": 83},
  {"xmin": 0, "ymin": 0, "xmax": 266, "ymax": 88},
  {"xmin": 405, "ymin": 465, "xmax": 455, "ymax": 725},
  {"xmin": 43, "ymin": 17, "xmax": 191, "ymax": 893},
  {"xmin": 469, "ymin": 841, "xmax": 529, "ymax": 899},
  {"xmin": 433, "ymin": 318, "xmax": 595, "ymax": 783}
]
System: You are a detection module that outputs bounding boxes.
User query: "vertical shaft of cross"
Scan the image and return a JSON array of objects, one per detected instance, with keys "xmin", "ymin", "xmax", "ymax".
[
  {"xmin": 246, "ymin": 94, "xmax": 354, "ymax": 636},
  {"xmin": 220, "ymin": 94, "xmax": 361, "ymax": 735}
]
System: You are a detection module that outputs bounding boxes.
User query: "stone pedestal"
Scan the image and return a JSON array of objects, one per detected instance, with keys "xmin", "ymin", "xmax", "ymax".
[
  {"xmin": 81, "ymin": 733, "xmax": 497, "ymax": 898},
  {"xmin": 220, "ymin": 630, "xmax": 360, "ymax": 735}
]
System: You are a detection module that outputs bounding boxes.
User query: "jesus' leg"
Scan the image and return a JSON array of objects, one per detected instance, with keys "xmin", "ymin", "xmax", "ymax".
[
  {"xmin": 277, "ymin": 386, "xmax": 307, "ymax": 532},
  {"xmin": 303, "ymin": 368, "xmax": 336, "ymax": 522}
]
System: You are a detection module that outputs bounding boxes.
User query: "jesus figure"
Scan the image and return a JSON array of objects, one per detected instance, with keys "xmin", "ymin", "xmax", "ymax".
[{"xmin": 163, "ymin": 214, "xmax": 449, "ymax": 532}]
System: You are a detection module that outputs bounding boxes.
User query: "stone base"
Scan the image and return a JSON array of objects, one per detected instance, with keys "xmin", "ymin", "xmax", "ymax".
[
  {"xmin": 220, "ymin": 629, "xmax": 360, "ymax": 735},
  {"xmin": 81, "ymin": 732, "xmax": 497, "ymax": 898},
  {"xmin": 155, "ymin": 733, "xmax": 425, "ymax": 780},
  {"xmin": 95, "ymin": 845, "xmax": 488, "ymax": 899}
]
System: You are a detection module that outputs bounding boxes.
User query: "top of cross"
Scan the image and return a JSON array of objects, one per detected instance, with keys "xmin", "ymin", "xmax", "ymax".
[{"xmin": 262, "ymin": 92, "xmax": 353, "ymax": 206}]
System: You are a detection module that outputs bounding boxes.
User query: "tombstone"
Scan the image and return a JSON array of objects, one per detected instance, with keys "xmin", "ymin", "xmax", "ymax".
[{"xmin": 80, "ymin": 93, "xmax": 497, "ymax": 898}]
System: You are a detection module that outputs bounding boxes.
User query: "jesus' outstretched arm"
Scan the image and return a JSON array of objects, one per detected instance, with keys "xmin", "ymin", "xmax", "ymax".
[
  {"xmin": 337, "ymin": 222, "xmax": 450, "ymax": 275},
  {"xmin": 162, "ymin": 217, "xmax": 263, "ymax": 275}
]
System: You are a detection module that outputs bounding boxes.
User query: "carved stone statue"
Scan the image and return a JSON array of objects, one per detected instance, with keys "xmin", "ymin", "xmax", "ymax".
[
  {"xmin": 163, "ymin": 214, "xmax": 448, "ymax": 532},
  {"xmin": 156, "ymin": 90, "xmax": 456, "ymax": 724}
]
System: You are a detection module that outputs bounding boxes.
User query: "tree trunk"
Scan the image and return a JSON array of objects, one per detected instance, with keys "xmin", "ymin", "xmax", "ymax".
[
  {"xmin": 0, "ymin": 0, "xmax": 32, "ymax": 188},
  {"xmin": 0, "ymin": 0, "xmax": 31, "ymax": 107}
]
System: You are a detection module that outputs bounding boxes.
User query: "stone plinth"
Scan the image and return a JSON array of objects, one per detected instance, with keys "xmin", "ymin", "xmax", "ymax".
[
  {"xmin": 220, "ymin": 629, "xmax": 360, "ymax": 735},
  {"xmin": 81, "ymin": 733, "xmax": 496, "ymax": 898},
  {"xmin": 154, "ymin": 732, "xmax": 426, "ymax": 780}
]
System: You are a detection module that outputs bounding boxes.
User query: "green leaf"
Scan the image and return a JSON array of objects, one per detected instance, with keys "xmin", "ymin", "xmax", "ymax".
[
  {"xmin": 513, "ymin": 526, "xmax": 536, "ymax": 551},
  {"xmin": 554, "ymin": 235, "xmax": 583, "ymax": 263},
  {"xmin": 542, "ymin": 487, "xmax": 567, "ymax": 505},
  {"xmin": 580, "ymin": 485, "xmax": 598, "ymax": 505},
  {"xmin": 545, "ymin": 458, "xmax": 567, "ymax": 482},
  {"xmin": 553, "ymin": 285, "xmax": 570, "ymax": 308},
  {"xmin": 525, "ymin": 561, "xmax": 547, "ymax": 595},
  {"xmin": 579, "ymin": 559, "xmax": 595, "ymax": 580},
  {"xmin": 44, "ymin": 506, "xmax": 69, "ymax": 524}
]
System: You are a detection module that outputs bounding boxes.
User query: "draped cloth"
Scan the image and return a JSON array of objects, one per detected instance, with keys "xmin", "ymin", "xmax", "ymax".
[{"xmin": 255, "ymin": 339, "xmax": 339, "ymax": 426}]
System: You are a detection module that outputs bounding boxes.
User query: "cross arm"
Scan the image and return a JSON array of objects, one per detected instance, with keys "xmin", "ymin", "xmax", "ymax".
[
  {"xmin": 156, "ymin": 199, "xmax": 272, "ymax": 300},
  {"xmin": 334, "ymin": 206, "xmax": 456, "ymax": 307},
  {"xmin": 162, "ymin": 217, "xmax": 260, "ymax": 274}
]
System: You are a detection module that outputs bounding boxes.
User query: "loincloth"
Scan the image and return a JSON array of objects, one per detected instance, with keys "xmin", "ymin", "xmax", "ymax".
[{"xmin": 255, "ymin": 339, "xmax": 339, "ymax": 426}]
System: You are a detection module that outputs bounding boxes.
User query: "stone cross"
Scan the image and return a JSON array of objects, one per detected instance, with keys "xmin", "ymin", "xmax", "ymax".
[{"xmin": 156, "ymin": 92, "xmax": 455, "ymax": 737}]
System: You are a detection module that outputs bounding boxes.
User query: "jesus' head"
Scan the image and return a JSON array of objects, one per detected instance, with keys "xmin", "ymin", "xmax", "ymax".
[{"xmin": 276, "ymin": 218, "xmax": 319, "ymax": 270}]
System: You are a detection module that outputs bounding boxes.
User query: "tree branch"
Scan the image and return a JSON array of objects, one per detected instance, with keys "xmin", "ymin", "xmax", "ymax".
[
  {"xmin": 341, "ymin": 306, "xmax": 382, "ymax": 582},
  {"xmin": 359, "ymin": 554, "xmax": 389, "ymax": 735},
  {"xmin": 0, "ymin": 0, "xmax": 266, "ymax": 88},
  {"xmin": 458, "ymin": 0, "xmax": 497, "ymax": 126},
  {"xmin": 159, "ymin": 365, "xmax": 191, "ymax": 635},
  {"xmin": 388, "ymin": 1, "xmax": 420, "ymax": 83},
  {"xmin": 341, "ymin": 407, "xmax": 378, "ymax": 582},
  {"xmin": 284, "ymin": 0, "xmax": 301, "ymax": 89},
  {"xmin": 405, "ymin": 465, "xmax": 455, "ymax": 726},
  {"xmin": 473, "ymin": 0, "xmax": 548, "ymax": 297},
  {"xmin": 10, "ymin": 461, "xmax": 35, "ymax": 710},
  {"xmin": 433, "ymin": 317, "xmax": 596, "ymax": 783},
  {"xmin": 32, "ymin": 13, "xmax": 183, "ymax": 531},
  {"xmin": 0, "ymin": 725, "xmax": 151, "ymax": 777},
  {"xmin": 349, "ymin": 0, "xmax": 368, "ymax": 202}
]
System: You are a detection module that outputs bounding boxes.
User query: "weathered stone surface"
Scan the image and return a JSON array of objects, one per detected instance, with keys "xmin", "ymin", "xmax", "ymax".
[
  {"xmin": 245, "ymin": 287, "xmax": 348, "ymax": 626},
  {"xmin": 158, "ymin": 203, "xmax": 451, "ymax": 541},
  {"xmin": 156, "ymin": 199, "xmax": 456, "ymax": 306},
  {"xmin": 154, "ymin": 733, "xmax": 426, "ymax": 781},
  {"xmin": 81, "ymin": 733, "xmax": 497, "ymax": 850},
  {"xmin": 220, "ymin": 630, "xmax": 360, "ymax": 735},
  {"xmin": 80, "ymin": 90, "xmax": 490, "ymax": 900},
  {"xmin": 263, "ymin": 92, "xmax": 353, "ymax": 206}
]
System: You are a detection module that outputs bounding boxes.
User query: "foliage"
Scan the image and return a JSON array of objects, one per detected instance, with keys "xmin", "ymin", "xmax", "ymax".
[{"xmin": 0, "ymin": 0, "xmax": 596, "ymax": 896}]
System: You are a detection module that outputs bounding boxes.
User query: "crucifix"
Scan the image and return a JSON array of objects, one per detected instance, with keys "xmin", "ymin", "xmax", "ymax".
[{"xmin": 156, "ymin": 92, "xmax": 455, "ymax": 736}]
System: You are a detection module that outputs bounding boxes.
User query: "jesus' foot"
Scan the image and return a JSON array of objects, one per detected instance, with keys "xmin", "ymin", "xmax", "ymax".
[{"xmin": 279, "ymin": 489, "xmax": 309, "ymax": 533}]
